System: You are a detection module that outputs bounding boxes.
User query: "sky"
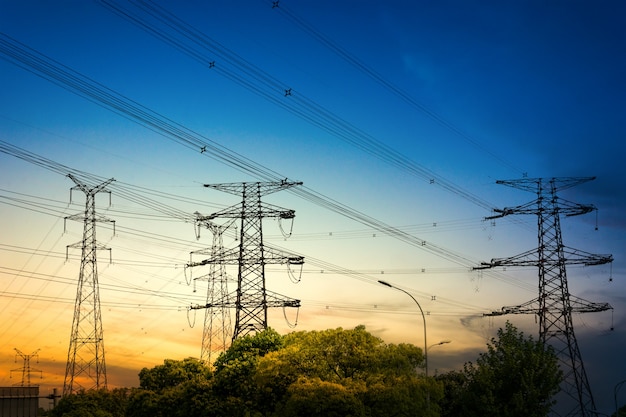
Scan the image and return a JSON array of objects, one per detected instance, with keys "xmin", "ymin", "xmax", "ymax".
[{"xmin": 0, "ymin": 0, "xmax": 625, "ymax": 413}]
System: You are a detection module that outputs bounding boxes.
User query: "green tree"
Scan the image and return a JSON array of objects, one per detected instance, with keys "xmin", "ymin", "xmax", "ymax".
[
  {"xmin": 279, "ymin": 377, "xmax": 366, "ymax": 417},
  {"xmin": 255, "ymin": 325, "xmax": 441, "ymax": 416},
  {"xmin": 458, "ymin": 321, "xmax": 562, "ymax": 417},
  {"xmin": 125, "ymin": 388, "xmax": 160, "ymax": 417},
  {"xmin": 138, "ymin": 357, "xmax": 211, "ymax": 392},
  {"xmin": 433, "ymin": 370, "xmax": 468, "ymax": 417},
  {"xmin": 363, "ymin": 374, "xmax": 437, "ymax": 417},
  {"xmin": 48, "ymin": 388, "xmax": 129, "ymax": 417},
  {"xmin": 257, "ymin": 326, "xmax": 423, "ymax": 383},
  {"xmin": 128, "ymin": 357, "xmax": 214, "ymax": 417},
  {"xmin": 211, "ymin": 328, "xmax": 284, "ymax": 416}
]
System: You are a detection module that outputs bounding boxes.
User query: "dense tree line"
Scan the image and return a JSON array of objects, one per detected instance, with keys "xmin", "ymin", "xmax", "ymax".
[{"xmin": 46, "ymin": 323, "xmax": 562, "ymax": 417}]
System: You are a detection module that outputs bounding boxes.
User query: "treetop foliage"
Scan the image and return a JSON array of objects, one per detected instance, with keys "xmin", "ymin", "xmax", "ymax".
[
  {"xmin": 437, "ymin": 321, "xmax": 562, "ymax": 417},
  {"xmin": 47, "ymin": 322, "xmax": 562, "ymax": 417}
]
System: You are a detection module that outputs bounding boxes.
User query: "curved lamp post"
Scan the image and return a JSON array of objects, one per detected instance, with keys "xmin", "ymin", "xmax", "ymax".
[
  {"xmin": 429, "ymin": 340, "xmax": 452, "ymax": 350},
  {"xmin": 428, "ymin": 340, "xmax": 452, "ymax": 376},
  {"xmin": 378, "ymin": 280, "xmax": 430, "ymax": 375}
]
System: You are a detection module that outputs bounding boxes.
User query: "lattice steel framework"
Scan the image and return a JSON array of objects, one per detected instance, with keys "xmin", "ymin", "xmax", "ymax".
[
  {"xmin": 476, "ymin": 177, "xmax": 613, "ymax": 417},
  {"xmin": 63, "ymin": 174, "xmax": 115, "ymax": 396},
  {"xmin": 187, "ymin": 218, "xmax": 233, "ymax": 363},
  {"xmin": 11, "ymin": 348, "xmax": 42, "ymax": 386},
  {"xmin": 189, "ymin": 181, "xmax": 303, "ymax": 341}
]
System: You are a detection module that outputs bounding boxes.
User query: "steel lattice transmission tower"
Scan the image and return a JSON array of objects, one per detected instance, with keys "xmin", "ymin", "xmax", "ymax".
[
  {"xmin": 63, "ymin": 174, "xmax": 115, "ymax": 396},
  {"xmin": 476, "ymin": 177, "xmax": 613, "ymax": 417},
  {"xmin": 11, "ymin": 348, "xmax": 42, "ymax": 386},
  {"xmin": 189, "ymin": 181, "xmax": 304, "ymax": 341},
  {"xmin": 187, "ymin": 217, "xmax": 233, "ymax": 363}
]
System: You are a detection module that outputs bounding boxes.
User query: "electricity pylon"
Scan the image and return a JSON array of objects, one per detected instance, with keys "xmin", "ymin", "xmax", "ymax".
[
  {"xmin": 63, "ymin": 174, "xmax": 115, "ymax": 396},
  {"xmin": 187, "ymin": 216, "xmax": 233, "ymax": 364},
  {"xmin": 11, "ymin": 348, "xmax": 42, "ymax": 386},
  {"xmin": 189, "ymin": 181, "xmax": 304, "ymax": 341},
  {"xmin": 476, "ymin": 177, "xmax": 613, "ymax": 417}
]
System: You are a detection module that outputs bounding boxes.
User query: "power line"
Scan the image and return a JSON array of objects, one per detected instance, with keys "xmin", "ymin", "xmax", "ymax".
[
  {"xmin": 268, "ymin": 0, "xmax": 524, "ymax": 174},
  {"xmin": 0, "ymin": 31, "xmax": 545, "ymax": 333},
  {"xmin": 98, "ymin": 0, "xmax": 501, "ymax": 211},
  {"xmin": 0, "ymin": 34, "xmax": 495, "ymax": 273}
]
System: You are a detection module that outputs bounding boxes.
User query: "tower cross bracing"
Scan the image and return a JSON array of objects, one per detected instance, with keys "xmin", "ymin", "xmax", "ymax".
[
  {"xmin": 476, "ymin": 177, "xmax": 613, "ymax": 417},
  {"xmin": 63, "ymin": 174, "xmax": 115, "ymax": 396},
  {"xmin": 188, "ymin": 181, "xmax": 303, "ymax": 344}
]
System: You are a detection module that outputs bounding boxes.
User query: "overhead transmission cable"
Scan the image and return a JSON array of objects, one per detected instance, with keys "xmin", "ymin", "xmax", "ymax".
[
  {"xmin": 0, "ymin": 180, "xmax": 529, "ymax": 320},
  {"xmin": 98, "ymin": 0, "xmax": 500, "ymax": 212},
  {"xmin": 0, "ymin": 32, "xmax": 525, "ymax": 277},
  {"xmin": 0, "ymin": 266, "xmax": 201, "ymax": 306},
  {"xmin": 267, "ymin": 0, "xmax": 524, "ymax": 175},
  {"xmin": 0, "ymin": 139, "xmax": 202, "ymax": 222}
]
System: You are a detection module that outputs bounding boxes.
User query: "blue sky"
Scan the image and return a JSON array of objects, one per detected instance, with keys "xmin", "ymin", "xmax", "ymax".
[{"xmin": 1, "ymin": 0, "xmax": 625, "ymax": 413}]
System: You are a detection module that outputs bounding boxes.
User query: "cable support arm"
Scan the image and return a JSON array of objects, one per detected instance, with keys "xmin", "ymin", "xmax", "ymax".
[
  {"xmin": 260, "ymin": 246, "xmax": 304, "ymax": 265},
  {"xmin": 205, "ymin": 202, "xmax": 296, "ymax": 220},
  {"xmin": 186, "ymin": 246, "xmax": 303, "ymax": 268},
  {"xmin": 189, "ymin": 289, "xmax": 300, "ymax": 310},
  {"xmin": 484, "ymin": 297, "xmax": 540, "ymax": 316},
  {"xmin": 485, "ymin": 295, "xmax": 613, "ymax": 317},
  {"xmin": 485, "ymin": 199, "xmax": 540, "ymax": 220},
  {"xmin": 561, "ymin": 246, "xmax": 613, "ymax": 266},
  {"xmin": 186, "ymin": 246, "xmax": 241, "ymax": 267},
  {"xmin": 66, "ymin": 242, "xmax": 112, "ymax": 263},
  {"xmin": 568, "ymin": 295, "xmax": 613, "ymax": 313},
  {"xmin": 474, "ymin": 247, "xmax": 538, "ymax": 269},
  {"xmin": 192, "ymin": 213, "xmax": 236, "ymax": 240},
  {"xmin": 67, "ymin": 174, "xmax": 115, "ymax": 195},
  {"xmin": 495, "ymin": 177, "xmax": 596, "ymax": 193},
  {"xmin": 203, "ymin": 180, "xmax": 303, "ymax": 197},
  {"xmin": 557, "ymin": 198, "xmax": 596, "ymax": 217},
  {"xmin": 475, "ymin": 245, "xmax": 612, "ymax": 269}
]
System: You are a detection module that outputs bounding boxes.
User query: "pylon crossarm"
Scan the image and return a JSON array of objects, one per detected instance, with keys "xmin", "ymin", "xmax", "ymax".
[
  {"xmin": 261, "ymin": 203, "xmax": 295, "ymax": 219},
  {"xmin": 188, "ymin": 247, "xmax": 241, "ymax": 267},
  {"xmin": 190, "ymin": 247, "xmax": 214, "ymax": 258},
  {"xmin": 189, "ymin": 289, "xmax": 300, "ymax": 310},
  {"xmin": 561, "ymin": 246, "xmax": 613, "ymax": 266},
  {"xmin": 485, "ymin": 199, "xmax": 540, "ymax": 220},
  {"xmin": 474, "ymin": 247, "xmax": 538, "ymax": 269},
  {"xmin": 204, "ymin": 180, "xmax": 303, "ymax": 197},
  {"xmin": 67, "ymin": 174, "xmax": 115, "ymax": 194},
  {"xmin": 264, "ymin": 289, "xmax": 301, "ymax": 308},
  {"xmin": 204, "ymin": 203, "xmax": 243, "ymax": 219},
  {"xmin": 555, "ymin": 198, "xmax": 596, "ymax": 217},
  {"xmin": 495, "ymin": 176, "xmax": 595, "ymax": 193},
  {"xmin": 568, "ymin": 295, "xmax": 613, "ymax": 313},
  {"xmin": 207, "ymin": 201, "xmax": 296, "ymax": 219},
  {"xmin": 262, "ymin": 246, "xmax": 304, "ymax": 264},
  {"xmin": 484, "ymin": 298, "xmax": 539, "ymax": 316}
]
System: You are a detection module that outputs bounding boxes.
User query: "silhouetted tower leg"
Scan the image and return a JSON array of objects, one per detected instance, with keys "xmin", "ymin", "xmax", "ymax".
[
  {"xmin": 11, "ymin": 348, "xmax": 42, "ymax": 386},
  {"xmin": 189, "ymin": 181, "xmax": 304, "ymax": 342},
  {"xmin": 63, "ymin": 174, "xmax": 115, "ymax": 396},
  {"xmin": 475, "ymin": 177, "xmax": 613, "ymax": 417}
]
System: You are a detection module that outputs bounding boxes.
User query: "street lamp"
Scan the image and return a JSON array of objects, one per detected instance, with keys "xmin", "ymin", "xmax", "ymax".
[
  {"xmin": 427, "ymin": 340, "xmax": 451, "ymax": 376},
  {"xmin": 429, "ymin": 340, "xmax": 451, "ymax": 351},
  {"xmin": 378, "ymin": 280, "xmax": 430, "ymax": 375}
]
